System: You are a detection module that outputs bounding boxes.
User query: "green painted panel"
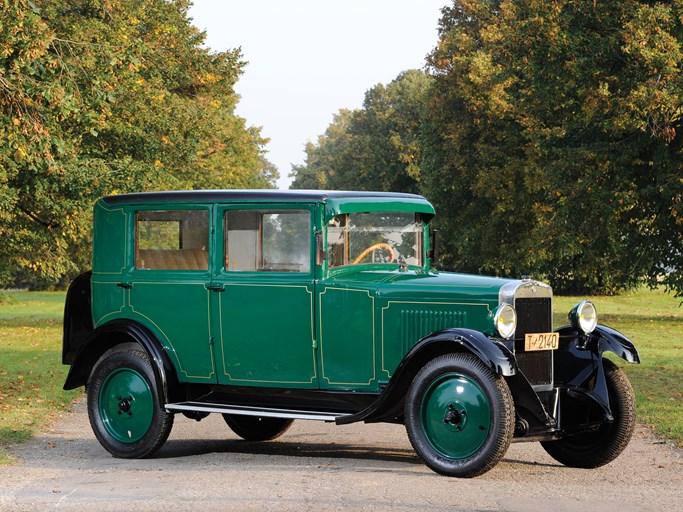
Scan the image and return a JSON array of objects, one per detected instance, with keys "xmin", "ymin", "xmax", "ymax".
[
  {"xmin": 217, "ymin": 284, "xmax": 316, "ymax": 386},
  {"xmin": 380, "ymin": 300, "xmax": 492, "ymax": 378},
  {"xmin": 91, "ymin": 282, "xmax": 126, "ymax": 327},
  {"xmin": 319, "ymin": 287, "xmax": 375, "ymax": 389},
  {"xmin": 92, "ymin": 200, "xmax": 128, "ymax": 275},
  {"xmin": 130, "ymin": 282, "xmax": 215, "ymax": 381}
]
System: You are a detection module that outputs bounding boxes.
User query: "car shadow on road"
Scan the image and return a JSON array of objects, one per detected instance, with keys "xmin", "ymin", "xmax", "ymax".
[
  {"xmin": 156, "ymin": 437, "xmax": 560, "ymax": 471},
  {"xmin": 156, "ymin": 437, "xmax": 422, "ymax": 466},
  {"xmin": 499, "ymin": 457, "xmax": 559, "ymax": 469}
]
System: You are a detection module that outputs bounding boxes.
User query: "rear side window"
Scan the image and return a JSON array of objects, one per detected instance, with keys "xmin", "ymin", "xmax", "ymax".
[{"xmin": 135, "ymin": 210, "xmax": 209, "ymax": 270}]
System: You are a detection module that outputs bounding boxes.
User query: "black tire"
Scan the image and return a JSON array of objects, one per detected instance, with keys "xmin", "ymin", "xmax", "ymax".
[
  {"xmin": 404, "ymin": 353, "xmax": 514, "ymax": 478},
  {"xmin": 541, "ymin": 359, "xmax": 636, "ymax": 468},
  {"xmin": 222, "ymin": 415, "xmax": 294, "ymax": 441},
  {"xmin": 87, "ymin": 345, "xmax": 174, "ymax": 458}
]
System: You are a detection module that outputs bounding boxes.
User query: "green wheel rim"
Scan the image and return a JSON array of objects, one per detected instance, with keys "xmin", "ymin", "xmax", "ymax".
[
  {"xmin": 420, "ymin": 373, "xmax": 491, "ymax": 459},
  {"xmin": 99, "ymin": 367, "xmax": 154, "ymax": 444}
]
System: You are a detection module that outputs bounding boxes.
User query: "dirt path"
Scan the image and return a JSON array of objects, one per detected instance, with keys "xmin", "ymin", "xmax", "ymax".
[{"xmin": 0, "ymin": 398, "xmax": 681, "ymax": 512}]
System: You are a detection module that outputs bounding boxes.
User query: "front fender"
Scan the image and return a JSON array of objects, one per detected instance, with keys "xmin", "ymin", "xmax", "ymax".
[
  {"xmin": 591, "ymin": 324, "xmax": 640, "ymax": 364},
  {"xmin": 336, "ymin": 328, "xmax": 517, "ymax": 425},
  {"xmin": 417, "ymin": 328, "xmax": 518, "ymax": 376},
  {"xmin": 554, "ymin": 324, "xmax": 640, "ymax": 373},
  {"xmin": 553, "ymin": 324, "xmax": 639, "ymax": 416}
]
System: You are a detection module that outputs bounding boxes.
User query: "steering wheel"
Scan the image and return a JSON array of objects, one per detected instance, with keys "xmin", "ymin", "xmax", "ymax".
[{"xmin": 353, "ymin": 243, "xmax": 396, "ymax": 264}]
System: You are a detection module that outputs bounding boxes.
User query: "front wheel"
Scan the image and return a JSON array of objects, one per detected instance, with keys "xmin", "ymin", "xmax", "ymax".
[
  {"xmin": 541, "ymin": 359, "xmax": 636, "ymax": 468},
  {"xmin": 87, "ymin": 345, "xmax": 174, "ymax": 458},
  {"xmin": 405, "ymin": 353, "xmax": 514, "ymax": 477},
  {"xmin": 222, "ymin": 415, "xmax": 294, "ymax": 441}
]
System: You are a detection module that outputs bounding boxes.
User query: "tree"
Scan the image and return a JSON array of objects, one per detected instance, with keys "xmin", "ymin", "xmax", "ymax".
[
  {"xmin": 423, "ymin": 0, "xmax": 682, "ymax": 295},
  {"xmin": 290, "ymin": 109, "xmax": 354, "ymax": 190},
  {"xmin": 0, "ymin": 0, "xmax": 276, "ymax": 288},
  {"xmin": 290, "ymin": 70, "xmax": 432, "ymax": 193}
]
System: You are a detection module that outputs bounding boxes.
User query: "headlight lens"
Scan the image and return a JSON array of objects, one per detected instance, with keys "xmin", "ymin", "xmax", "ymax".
[
  {"xmin": 569, "ymin": 300, "xmax": 597, "ymax": 334},
  {"xmin": 494, "ymin": 304, "xmax": 517, "ymax": 340}
]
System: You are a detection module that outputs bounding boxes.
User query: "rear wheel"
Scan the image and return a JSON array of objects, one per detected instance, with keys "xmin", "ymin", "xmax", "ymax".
[
  {"xmin": 404, "ymin": 353, "xmax": 514, "ymax": 477},
  {"xmin": 87, "ymin": 345, "xmax": 173, "ymax": 458},
  {"xmin": 541, "ymin": 359, "xmax": 636, "ymax": 468},
  {"xmin": 222, "ymin": 415, "xmax": 294, "ymax": 441}
]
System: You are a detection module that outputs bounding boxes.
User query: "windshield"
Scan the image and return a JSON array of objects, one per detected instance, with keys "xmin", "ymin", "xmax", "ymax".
[{"xmin": 327, "ymin": 212, "xmax": 423, "ymax": 268}]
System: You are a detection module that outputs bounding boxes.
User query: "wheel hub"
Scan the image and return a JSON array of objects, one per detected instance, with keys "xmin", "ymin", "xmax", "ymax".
[
  {"xmin": 443, "ymin": 403, "xmax": 467, "ymax": 431},
  {"xmin": 117, "ymin": 396, "xmax": 133, "ymax": 415}
]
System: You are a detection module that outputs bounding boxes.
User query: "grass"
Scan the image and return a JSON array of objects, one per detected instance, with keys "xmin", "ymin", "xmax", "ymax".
[
  {"xmin": 0, "ymin": 288, "xmax": 680, "ymax": 465},
  {"xmin": 0, "ymin": 291, "xmax": 80, "ymax": 464}
]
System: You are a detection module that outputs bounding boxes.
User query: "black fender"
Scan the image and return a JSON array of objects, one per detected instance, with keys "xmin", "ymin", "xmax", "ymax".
[
  {"xmin": 552, "ymin": 324, "xmax": 640, "ymax": 422},
  {"xmin": 336, "ymin": 328, "xmax": 517, "ymax": 425},
  {"xmin": 63, "ymin": 319, "xmax": 179, "ymax": 405},
  {"xmin": 62, "ymin": 270, "xmax": 93, "ymax": 365},
  {"xmin": 590, "ymin": 324, "xmax": 640, "ymax": 364}
]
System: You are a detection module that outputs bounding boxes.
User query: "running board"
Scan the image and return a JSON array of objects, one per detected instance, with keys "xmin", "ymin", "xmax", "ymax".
[{"xmin": 165, "ymin": 401, "xmax": 349, "ymax": 422}]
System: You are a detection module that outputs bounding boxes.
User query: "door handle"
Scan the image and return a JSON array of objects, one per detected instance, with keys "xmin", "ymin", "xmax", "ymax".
[{"xmin": 205, "ymin": 285, "xmax": 225, "ymax": 292}]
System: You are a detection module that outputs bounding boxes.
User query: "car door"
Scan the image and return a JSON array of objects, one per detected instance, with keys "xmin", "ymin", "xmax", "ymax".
[
  {"xmin": 127, "ymin": 206, "xmax": 217, "ymax": 383},
  {"xmin": 211, "ymin": 204, "xmax": 318, "ymax": 388}
]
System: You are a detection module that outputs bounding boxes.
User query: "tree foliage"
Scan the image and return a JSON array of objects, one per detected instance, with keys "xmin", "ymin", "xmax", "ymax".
[
  {"xmin": 423, "ymin": 0, "xmax": 682, "ymax": 295},
  {"xmin": 290, "ymin": 69, "xmax": 432, "ymax": 193},
  {"xmin": 295, "ymin": 1, "xmax": 682, "ymax": 296},
  {"xmin": 0, "ymin": 0, "xmax": 276, "ymax": 288}
]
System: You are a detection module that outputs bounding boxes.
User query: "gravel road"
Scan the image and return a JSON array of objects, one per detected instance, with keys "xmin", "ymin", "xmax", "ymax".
[{"xmin": 0, "ymin": 398, "xmax": 681, "ymax": 512}]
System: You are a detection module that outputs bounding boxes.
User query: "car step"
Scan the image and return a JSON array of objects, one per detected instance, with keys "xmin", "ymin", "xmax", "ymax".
[{"xmin": 165, "ymin": 401, "xmax": 350, "ymax": 422}]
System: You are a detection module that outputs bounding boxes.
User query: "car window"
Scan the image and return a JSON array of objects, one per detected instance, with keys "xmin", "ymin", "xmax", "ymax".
[
  {"xmin": 327, "ymin": 212, "xmax": 422, "ymax": 268},
  {"xmin": 135, "ymin": 210, "xmax": 209, "ymax": 270},
  {"xmin": 225, "ymin": 210, "xmax": 311, "ymax": 272}
]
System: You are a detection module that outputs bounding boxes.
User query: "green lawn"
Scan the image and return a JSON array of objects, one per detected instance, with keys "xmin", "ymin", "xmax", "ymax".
[
  {"xmin": 0, "ymin": 288, "xmax": 680, "ymax": 465},
  {"xmin": 0, "ymin": 291, "xmax": 80, "ymax": 464}
]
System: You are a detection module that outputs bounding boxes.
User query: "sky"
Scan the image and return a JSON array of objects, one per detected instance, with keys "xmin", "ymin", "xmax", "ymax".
[{"xmin": 187, "ymin": 0, "xmax": 447, "ymax": 189}]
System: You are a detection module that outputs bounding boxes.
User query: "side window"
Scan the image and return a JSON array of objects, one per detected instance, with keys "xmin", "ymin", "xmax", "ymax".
[
  {"xmin": 135, "ymin": 210, "xmax": 209, "ymax": 270},
  {"xmin": 225, "ymin": 210, "xmax": 311, "ymax": 272}
]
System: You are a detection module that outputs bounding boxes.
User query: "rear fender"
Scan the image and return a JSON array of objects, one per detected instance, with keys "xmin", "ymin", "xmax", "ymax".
[
  {"xmin": 63, "ymin": 319, "xmax": 178, "ymax": 405},
  {"xmin": 62, "ymin": 271, "xmax": 93, "ymax": 365}
]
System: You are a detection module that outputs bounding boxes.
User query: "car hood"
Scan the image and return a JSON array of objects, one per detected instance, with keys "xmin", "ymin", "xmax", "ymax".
[{"xmin": 325, "ymin": 268, "xmax": 516, "ymax": 304}]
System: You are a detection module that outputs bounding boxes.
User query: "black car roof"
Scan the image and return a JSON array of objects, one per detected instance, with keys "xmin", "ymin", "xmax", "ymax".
[{"xmin": 101, "ymin": 189, "xmax": 428, "ymax": 205}]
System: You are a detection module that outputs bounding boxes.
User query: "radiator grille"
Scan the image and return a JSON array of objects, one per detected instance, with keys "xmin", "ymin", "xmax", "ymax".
[
  {"xmin": 514, "ymin": 297, "xmax": 553, "ymax": 387},
  {"xmin": 400, "ymin": 309, "xmax": 466, "ymax": 353}
]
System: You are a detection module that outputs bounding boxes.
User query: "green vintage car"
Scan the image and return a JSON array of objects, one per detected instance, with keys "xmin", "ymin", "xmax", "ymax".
[{"xmin": 63, "ymin": 190, "xmax": 639, "ymax": 477}]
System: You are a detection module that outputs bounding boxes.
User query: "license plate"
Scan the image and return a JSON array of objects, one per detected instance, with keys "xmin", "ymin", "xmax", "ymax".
[{"xmin": 524, "ymin": 332, "xmax": 559, "ymax": 351}]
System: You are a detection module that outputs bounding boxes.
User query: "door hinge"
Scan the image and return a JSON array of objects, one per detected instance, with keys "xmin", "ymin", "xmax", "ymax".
[
  {"xmin": 117, "ymin": 282, "xmax": 132, "ymax": 289},
  {"xmin": 312, "ymin": 339, "xmax": 318, "ymax": 350},
  {"xmin": 209, "ymin": 336, "xmax": 215, "ymax": 346},
  {"xmin": 205, "ymin": 285, "xmax": 225, "ymax": 292}
]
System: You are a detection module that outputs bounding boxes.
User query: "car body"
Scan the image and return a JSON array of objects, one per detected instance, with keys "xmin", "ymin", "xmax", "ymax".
[{"xmin": 63, "ymin": 190, "xmax": 639, "ymax": 477}]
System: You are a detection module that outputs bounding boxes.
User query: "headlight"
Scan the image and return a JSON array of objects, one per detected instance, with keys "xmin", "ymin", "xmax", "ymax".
[
  {"xmin": 493, "ymin": 304, "xmax": 517, "ymax": 340},
  {"xmin": 569, "ymin": 299, "xmax": 597, "ymax": 334}
]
